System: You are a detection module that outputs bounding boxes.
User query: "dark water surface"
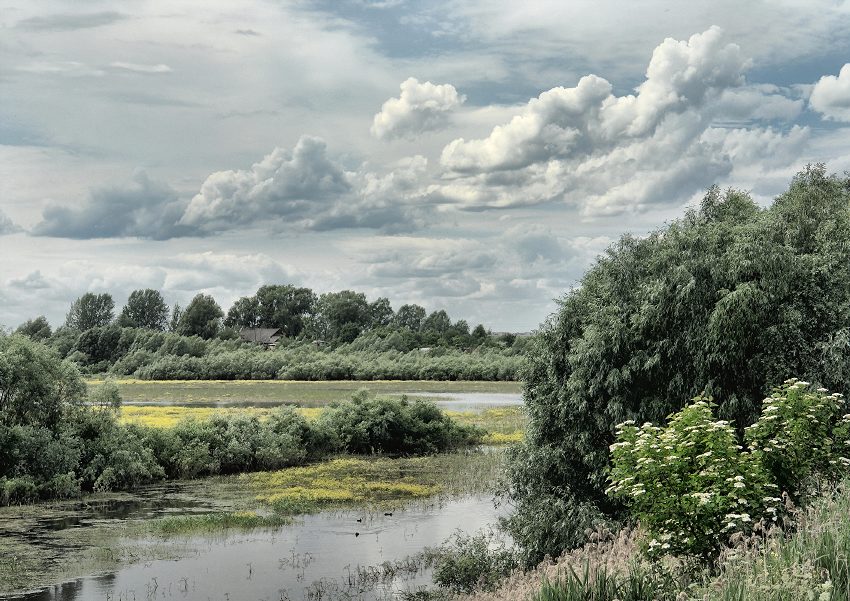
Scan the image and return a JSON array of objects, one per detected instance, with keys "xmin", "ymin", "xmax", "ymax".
[{"xmin": 5, "ymin": 495, "xmax": 504, "ymax": 601}]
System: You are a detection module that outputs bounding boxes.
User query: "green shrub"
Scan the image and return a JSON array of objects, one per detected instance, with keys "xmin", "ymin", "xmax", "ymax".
[
  {"xmin": 317, "ymin": 394, "xmax": 483, "ymax": 455},
  {"xmin": 432, "ymin": 531, "xmax": 518, "ymax": 593},
  {"xmin": 607, "ymin": 397, "xmax": 780, "ymax": 559},
  {"xmin": 745, "ymin": 378, "xmax": 850, "ymax": 501}
]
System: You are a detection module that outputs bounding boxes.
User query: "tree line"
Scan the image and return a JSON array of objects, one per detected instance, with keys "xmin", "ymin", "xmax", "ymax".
[{"xmin": 13, "ymin": 286, "xmax": 526, "ymax": 380}]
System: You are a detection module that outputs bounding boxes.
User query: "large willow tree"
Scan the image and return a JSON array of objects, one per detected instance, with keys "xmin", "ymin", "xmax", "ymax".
[{"xmin": 504, "ymin": 165, "xmax": 850, "ymax": 565}]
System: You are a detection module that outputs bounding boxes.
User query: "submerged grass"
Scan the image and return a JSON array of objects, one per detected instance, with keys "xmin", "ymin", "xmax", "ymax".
[
  {"xmin": 146, "ymin": 511, "xmax": 291, "ymax": 535},
  {"xmin": 248, "ymin": 451, "xmax": 506, "ymax": 513}
]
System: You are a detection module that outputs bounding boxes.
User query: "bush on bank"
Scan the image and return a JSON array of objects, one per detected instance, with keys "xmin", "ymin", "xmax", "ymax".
[
  {"xmin": 505, "ymin": 166, "xmax": 850, "ymax": 565},
  {"xmin": 0, "ymin": 334, "xmax": 484, "ymax": 505}
]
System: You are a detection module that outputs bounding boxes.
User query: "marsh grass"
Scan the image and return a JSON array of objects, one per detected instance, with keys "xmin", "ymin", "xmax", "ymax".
[
  {"xmin": 446, "ymin": 408, "xmax": 526, "ymax": 445},
  {"xmin": 248, "ymin": 451, "xmax": 505, "ymax": 511},
  {"xmin": 145, "ymin": 511, "xmax": 291, "ymax": 535},
  {"xmin": 118, "ymin": 403, "xmax": 525, "ymax": 444},
  {"xmin": 117, "ymin": 404, "xmax": 323, "ymax": 427}
]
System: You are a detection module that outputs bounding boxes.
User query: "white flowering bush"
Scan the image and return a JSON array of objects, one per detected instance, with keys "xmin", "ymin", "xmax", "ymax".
[
  {"xmin": 606, "ymin": 397, "xmax": 781, "ymax": 559},
  {"xmin": 745, "ymin": 378, "xmax": 850, "ymax": 500}
]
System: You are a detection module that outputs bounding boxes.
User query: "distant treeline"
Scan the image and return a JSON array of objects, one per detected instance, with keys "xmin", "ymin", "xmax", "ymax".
[{"xmin": 12, "ymin": 286, "xmax": 527, "ymax": 380}]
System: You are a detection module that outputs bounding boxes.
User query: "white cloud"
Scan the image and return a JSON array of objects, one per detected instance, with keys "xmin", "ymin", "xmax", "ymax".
[
  {"xmin": 810, "ymin": 64, "xmax": 850, "ymax": 122},
  {"xmin": 371, "ymin": 77, "xmax": 465, "ymax": 140},
  {"xmin": 435, "ymin": 27, "xmax": 808, "ymax": 216},
  {"xmin": 109, "ymin": 62, "xmax": 173, "ymax": 74},
  {"xmin": 180, "ymin": 136, "xmax": 350, "ymax": 232}
]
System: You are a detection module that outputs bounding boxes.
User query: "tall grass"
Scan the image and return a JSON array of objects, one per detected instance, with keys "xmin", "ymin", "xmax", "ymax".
[{"xmin": 459, "ymin": 480, "xmax": 850, "ymax": 601}]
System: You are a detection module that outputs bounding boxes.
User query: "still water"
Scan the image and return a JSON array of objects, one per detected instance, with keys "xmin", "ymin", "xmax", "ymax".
[
  {"xmin": 123, "ymin": 391, "xmax": 523, "ymax": 412},
  {"xmin": 8, "ymin": 495, "xmax": 504, "ymax": 601}
]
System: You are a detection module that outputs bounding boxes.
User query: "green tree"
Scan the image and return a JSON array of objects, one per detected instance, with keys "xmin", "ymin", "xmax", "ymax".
[
  {"xmin": 471, "ymin": 324, "xmax": 488, "ymax": 342},
  {"xmin": 255, "ymin": 285, "xmax": 316, "ymax": 336},
  {"xmin": 369, "ymin": 297, "xmax": 394, "ymax": 328},
  {"xmin": 118, "ymin": 289, "xmax": 169, "ymax": 330},
  {"xmin": 504, "ymin": 166, "xmax": 850, "ymax": 565},
  {"xmin": 65, "ymin": 292, "xmax": 114, "ymax": 330},
  {"xmin": 177, "ymin": 294, "xmax": 223, "ymax": 339},
  {"xmin": 168, "ymin": 303, "xmax": 181, "ymax": 332},
  {"xmin": 0, "ymin": 334, "xmax": 86, "ymax": 429},
  {"xmin": 394, "ymin": 303, "xmax": 426, "ymax": 331},
  {"xmin": 224, "ymin": 296, "xmax": 260, "ymax": 329},
  {"xmin": 311, "ymin": 290, "xmax": 371, "ymax": 343},
  {"xmin": 15, "ymin": 316, "xmax": 52, "ymax": 341}
]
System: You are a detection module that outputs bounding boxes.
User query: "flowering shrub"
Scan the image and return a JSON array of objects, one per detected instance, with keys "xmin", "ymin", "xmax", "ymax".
[
  {"xmin": 607, "ymin": 397, "xmax": 781, "ymax": 559},
  {"xmin": 745, "ymin": 378, "xmax": 850, "ymax": 501}
]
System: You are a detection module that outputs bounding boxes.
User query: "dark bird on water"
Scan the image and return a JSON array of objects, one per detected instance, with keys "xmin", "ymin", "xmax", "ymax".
[
  {"xmin": 384, "ymin": 512, "xmax": 393, "ymax": 516},
  {"xmin": 355, "ymin": 532, "xmax": 360, "ymax": 537},
  {"xmin": 356, "ymin": 518, "xmax": 362, "ymax": 522}
]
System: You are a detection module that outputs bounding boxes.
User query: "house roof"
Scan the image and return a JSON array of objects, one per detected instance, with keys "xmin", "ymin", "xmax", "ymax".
[{"xmin": 239, "ymin": 327, "xmax": 281, "ymax": 344}]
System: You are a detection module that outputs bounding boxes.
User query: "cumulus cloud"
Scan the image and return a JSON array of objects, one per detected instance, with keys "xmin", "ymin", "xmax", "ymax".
[
  {"xmin": 434, "ymin": 27, "xmax": 807, "ymax": 216},
  {"xmin": 32, "ymin": 171, "xmax": 192, "ymax": 240},
  {"xmin": 810, "ymin": 64, "xmax": 850, "ymax": 122},
  {"xmin": 180, "ymin": 136, "xmax": 430, "ymax": 233},
  {"xmin": 0, "ymin": 209, "xmax": 22, "ymax": 235},
  {"xmin": 180, "ymin": 136, "xmax": 350, "ymax": 232},
  {"xmin": 371, "ymin": 77, "xmax": 466, "ymax": 139}
]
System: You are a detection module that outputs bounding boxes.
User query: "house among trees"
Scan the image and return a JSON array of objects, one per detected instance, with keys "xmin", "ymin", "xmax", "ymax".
[{"xmin": 238, "ymin": 327, "xmax": 281, "ymax": 349}]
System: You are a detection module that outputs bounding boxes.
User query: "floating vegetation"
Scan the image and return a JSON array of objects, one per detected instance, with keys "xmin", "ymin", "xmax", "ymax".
[
  {"xmin": 249, "ymin": 458, "xmax": 442, "ymax": 511},
  {"xmin": 146, "ymin": 510, "xmax": 291, "ymax": 535}
]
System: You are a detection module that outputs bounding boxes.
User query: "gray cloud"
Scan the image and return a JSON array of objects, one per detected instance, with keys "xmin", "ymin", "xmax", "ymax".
[
  {"xmin": 372, "ymin": 77, "xmax": 465, "ymax": 139},
  {"xmin": 16, "ymin": 11, "xmax": 126, "ymax": 31},
  {"xmin": 810, "ymin": 64, "xmax": 850, "ymax": 122},
  {"xmin": 32, "ymin": 171, "xmax": 193, "ymax": 240},
  {"xmin": 180, "ymin": 137, "xmax": 430, "ymax": 234},
  {"xmin": 0, "ymin": 209, "xmax": 22, "ymax": 235}
]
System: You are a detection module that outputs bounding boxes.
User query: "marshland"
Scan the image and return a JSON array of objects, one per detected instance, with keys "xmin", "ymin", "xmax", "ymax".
[{"xmin": 4, "ymin": 6, "xmax": 850, "ymax": 599}]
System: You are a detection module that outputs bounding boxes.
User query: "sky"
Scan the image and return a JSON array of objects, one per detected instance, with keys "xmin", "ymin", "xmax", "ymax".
[{"xmin": 1, "ymin": 1, "xmax": 850, "ymax": 332}]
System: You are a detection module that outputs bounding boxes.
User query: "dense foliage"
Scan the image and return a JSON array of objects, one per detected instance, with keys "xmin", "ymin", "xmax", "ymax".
[
  {"xmin": 13, "ymin": 285, "xmax": 525, "ymax": 382},
  {"xmin": 317, "ymin": 393, "xmax": 482, "ymax": 455},
  {"xmin": 432, "ymin": 531, "xmax": 518, "ymax": 594},
  {"xmin": 0, "ymin": 334, "xmax": 484, "ymax": 505},
  {"xmin": 607, "ymin": 397, "xmax": 781, "ymax": 560},
  {"xmin": 607, "ymin": 382, "xmax": 848, "ymax": 561},
  {"xmin": 505, "ymin": 167, "xmax": 850, "ymax": 565}
]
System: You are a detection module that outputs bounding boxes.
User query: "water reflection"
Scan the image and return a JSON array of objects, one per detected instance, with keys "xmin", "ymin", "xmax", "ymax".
[{"xmin": 5, "ymin": 496, "xmax": 504, "ymax": 601}]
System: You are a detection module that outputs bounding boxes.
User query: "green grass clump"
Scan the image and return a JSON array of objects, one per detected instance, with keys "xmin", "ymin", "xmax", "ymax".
[{"xmin": 148, "ymin": 511, "xmax": 290, "ymax": 535}]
